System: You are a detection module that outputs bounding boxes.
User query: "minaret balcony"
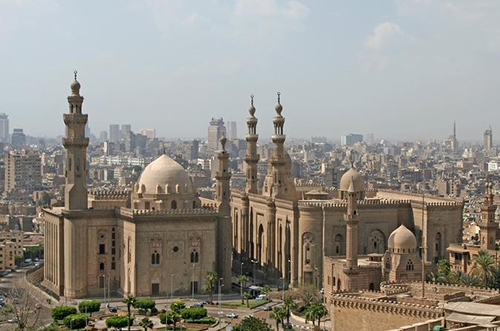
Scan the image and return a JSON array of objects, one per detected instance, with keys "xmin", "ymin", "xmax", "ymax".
[{"xmin": 63, "ymin": 113, "xmax": 88, "ymax": 124}]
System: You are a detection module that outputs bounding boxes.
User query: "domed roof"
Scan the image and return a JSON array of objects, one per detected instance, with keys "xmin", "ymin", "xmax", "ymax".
[
  {"xmin": 339, "ymin": 168, "xmax": 364, "ymax": 192},
  {"xmin": 137, "ymin": 154, "xmax": 194, "ymax": 195},
  {"xmin": 388, "ymin": 225, "xmax": 417, "ymax": 251}
]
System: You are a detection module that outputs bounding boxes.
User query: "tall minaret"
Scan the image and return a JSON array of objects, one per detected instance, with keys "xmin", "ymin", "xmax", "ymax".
[
  {"xmin": 344, "ymin": 178, "xmax": 359, "ymax": 269},
  {"xmin": 215, "ymin": 136, "xmax": 232, "ymax": 291},
  {"xmin": 63, "ymin": 71, "xmax": 89, "ymax": 210},
  {"xmin": 479, "ymin": 181, "xmax": 497, "ymax": 250},
  {"xmin": 451, "ymin": 121, "xmax": 458, "ymax": 152},
  {"xmin": 263, "ymin": 92, "xmax": 287, "ymax": 199},
  {"xmin": 245, "ymin": 95, "xmax": 259, "ymax": 194}
]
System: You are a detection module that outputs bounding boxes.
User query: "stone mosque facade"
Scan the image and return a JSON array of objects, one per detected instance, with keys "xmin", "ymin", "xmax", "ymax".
[
  {"xmin": 42, "ymin": 75, "xmax": 232, "ymax": 299},
  {"xmin": 231, "ymin": 97, "xmax": 464, "ymax": 291}
]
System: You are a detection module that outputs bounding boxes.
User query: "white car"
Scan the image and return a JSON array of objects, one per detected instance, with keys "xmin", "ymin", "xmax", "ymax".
[{"xmin": 226, "ymin": 313, "xmax": 238, "ymax": 319}]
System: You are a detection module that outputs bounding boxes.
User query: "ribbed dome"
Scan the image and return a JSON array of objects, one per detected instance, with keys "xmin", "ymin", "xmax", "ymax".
[
  {"xmin": 339, "ymin": 168, "xmax": 364, "ymax": 192},
  {"xmin": 388, "ymin": 225, "xmax": 417, "ymax": 251},
  {"xmin": 137, "ymin": 155, "xmax": 194, "ymax": 195}
]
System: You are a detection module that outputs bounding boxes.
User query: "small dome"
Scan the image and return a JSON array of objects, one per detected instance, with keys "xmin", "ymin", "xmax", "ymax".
[
  {"xmin": 137, "ymin": 154, "xmax": 194, "ymax": 195},
  {"xmin": 249, "ymin": 95, "xmax": 256, "ymax": 116},
  {"xmin": 388, "ymin": 225, "xmax": 417, "ymax": 251},
  {"xmin": 339, "ymin": 168, "xmax": 364, "ymax": 192}
]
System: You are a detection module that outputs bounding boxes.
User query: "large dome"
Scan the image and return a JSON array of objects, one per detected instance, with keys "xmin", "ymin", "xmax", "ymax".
[
  {"xmin": 339, "ymin": 168, "xmax": 364, "ymax": 192},
  {"xmin": 388, "ymin": 225, "xmax": 417, "ymax": 251},
  {"xmin": 137, "ymin": 155, "xmax": 194, "ymax": 195}
]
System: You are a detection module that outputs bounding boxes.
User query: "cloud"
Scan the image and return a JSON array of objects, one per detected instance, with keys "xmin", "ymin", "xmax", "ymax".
[
  {"xmin": 234, "ymin": 0, "xmax": 309, "ymax": 20},
  {"xmin": 283, "ymin": 0, "xmax": 310, "ymax": 20},
  {"xmin": 364, "ymin": 22, "xmax": 403, "ymax": 50}
]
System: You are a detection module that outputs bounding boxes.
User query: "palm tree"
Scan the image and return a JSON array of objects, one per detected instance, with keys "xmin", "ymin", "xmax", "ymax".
[
  {"xmin": 460, "ymin": 273, "xmax": 481, "ymax": 287},
  {"xmin": 472, "ymin": 250, "xmax": 495, "ymax": 287},
  {"xmin": 304, "ymin": 302, "xmax": 327, "ymax": 327},
  {"xmin": 204, "ymin": 270, "xmax": 218, "ymax": 304},
  {"xmin": 313, "ymin": 302, "xmax": 328, "ymax": 327},
  {"xmin": 238, "ymin": 275, "xmax": 249, "ymax": 304},
  {"xmin": 139, "ymin": 317, "xmax": 154, "ymax": 331},
  {"xmin": 122, "ymin": 295, "xmax": 136, "ymax": 331},
  {"xmin": 304, "ymin": 305, "xmax": 317, "ymax": 326},
  {"xmin": 243, "ymin": 293, "xmax": 253, "ymax": 308},
  {"xmin": 269, "ymin": 307, "xmax": 287, "ymax": 331},
  {"xmin": 283, "ymin": 297, "xmax": 297, "ymax": 326},
  {"xmin": 167, "ymin": 311, "xmax": 181, "ymax": 330}
]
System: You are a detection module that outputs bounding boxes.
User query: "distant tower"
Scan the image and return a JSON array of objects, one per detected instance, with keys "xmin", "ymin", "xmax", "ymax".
[
  {"xmin": 63, "ymin": 71, "xmax": 89, "ymax": 210},
  {"xmin": 484, "ymin": 126, "xmax": 493, "ymax": 151},
  {"xmin": 245, "ymin": 95, "xmax": 260, "ymax": 194},
  {"xmin": 450, "ymin": 121, "xmax": 458, "ymax": 152},
  {"xmin": 479, "ymin": 181, "xmax": 497, "ymax": 250},
  {"xmin": 263, "ymin": 93, "xmax": 289, "ymax": 199},
  {"xmin": 345, "ymin": 177, "xmax": 359, "ymax": 269},
  {"xmin": 215, "ymin": 136, "xmax": 232, "ymax": 291}
]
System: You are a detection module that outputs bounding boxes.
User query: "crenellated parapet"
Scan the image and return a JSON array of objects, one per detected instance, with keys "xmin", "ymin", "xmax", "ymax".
[
  {"xmin": 117, "ymin": 206, "xmax": 219, "ymax": 220},
  {"xmin": 298, "ymin": 199, "xmax": 411, "ymax": 210},
  {"xmin": 330, "ymin": 293, "xmax": 442, "ymax": 319},
  {"xmin": 89, "ymin": 189, "xmax": 129, "ymax": 200}
]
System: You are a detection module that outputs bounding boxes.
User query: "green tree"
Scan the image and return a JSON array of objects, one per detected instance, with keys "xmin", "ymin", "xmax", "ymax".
[
  {"xmin": 78, "ymin": 300, "xmax": 101, "ymax": 316},
  {"xmin": 203, "ymin": 270, "xmax": 218, "ymax": 304},
  {"xmin": 106, "ymin": 315, "xmax": 134, "ymax": 330},
  {"xmin": 63, "ymin": 314, "xmax": 87, "ymax": 329},
  {"xmin": 233, "ymin": 316, "xmax": 272, "ymax": 331},
  {"xmin": 304, "ymin": 303, "xmax": 327, "ymax": 327},
  {"xmin": 133, "ymin": 298, "xmax": 156, "ymax": 314},
  {"xmin": 169, "ymin": 301, "xmax": 185, "ymax": 312},
  {"xmin": 139, "ymin": 317, "xmax": 154, "ymax": 331},
  {"xmin": 180, "ymin": 307, "xmax": 207, "ymax": 320},
  {"xmin": 269, "ymin": 306, "xmax": 287, "ymax": 331},
  {"xmin": 283, "ymin": 297, "xmax": 297, "ymax": 326},
  {"xmin": 460, "ymin": 273, "xmax": 481, "ymax": 287},
  {"xmin": 473, "ymin": 250, "xmax": 496, "ymax": 287},
  {"xmin": 167, "ymin": 311, "xmax": 181, "ymax": 330},
  {"xmin": 436, "ymin": 259, "xmax": 451, "ymax": 282},
  {"xmin": 297, "ymin": 284, "xmax": 320, "ymax": 306},
  {"xmin": 51, "ymin": 306, "xmax": 77, "ymax": 321},
  {"xmin": 243, "ymin": 293, "xmax": 253, "ymax": 308},
  {"xmin": 122, "ymin": 295, "xmax": 136, "ymax": 331},
  {"xmin": 238, "ymin": 275, "xmax": 249, "ymax": 304},
  {"xmin": 262, "ymin": 285, "xmax": 271, "ymax": 295}
]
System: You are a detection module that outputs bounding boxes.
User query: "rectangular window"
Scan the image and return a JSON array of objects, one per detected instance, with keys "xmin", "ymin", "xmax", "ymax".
[
  {"xmin": 111, "ymin": 262, "xmax": 116, "ymax": 270},
  {"xmin": 99, "ymin": 244, "xmax": 105, "ymax": 255},
  {"xmin": 112, "ymin": 233, "xmax": 115, "ymax": 240},
  {"xmin": 112, "ymin": 248, "xmax": 116, "ymax": 255}
]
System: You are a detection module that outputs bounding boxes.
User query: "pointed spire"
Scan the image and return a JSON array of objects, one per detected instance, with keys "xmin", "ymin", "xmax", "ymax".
[
  {"xmin": 275, "ymin": 91, "xmax": 283, "ymax": 115},
  {"xmin": 249, "ymin": 94, "xmax": 256, "ymax": 116},
  {"xmin": 220, "ymin": 135, "xmax": 227, "ymax": 151},
  {"xmin": 70, "ymin": 70, "xmax": 81, "ymax": 96}
]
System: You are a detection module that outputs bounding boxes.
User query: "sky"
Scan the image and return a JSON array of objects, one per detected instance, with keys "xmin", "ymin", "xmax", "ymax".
[{"xmin": 1, "ymin": 0, "xmax": 500, "ymax": 142}]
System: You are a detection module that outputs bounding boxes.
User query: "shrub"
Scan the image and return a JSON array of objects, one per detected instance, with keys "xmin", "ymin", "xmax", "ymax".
[
  {"xmin": 51, "ymin": 306, "xmax": 77, "ymax": 321},
  {"xmin": 185, "ymin": 317, "xmax": 216, "ymax": 325},
  {"xmin": 105, "ymin": 315, "xmax": 134, "ymax": 329},
  {"xmin": 181, "ymin": 307, "xmax": 207, "ymax": 320},
  {"xmin": 78, "ymin": 300, "xmax": 101, "ymax": 315},
  {"xmin": 63, "ymin": 314, "xmax": 87, "ymax": 329},
  {"xmin": 133, "ymin": 298, "xmax": 156, "ymax": 312},
  {"xmin": 150, "ymin": 307, "xmax": 158, "ymax": 315},
  {"xmin": 159, "ymin": 312, "xmax": 169, "ymax": 325}
]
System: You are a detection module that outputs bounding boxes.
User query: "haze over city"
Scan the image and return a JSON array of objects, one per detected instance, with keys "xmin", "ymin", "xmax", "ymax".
[{"xmin": 1, "ymin": 0, "xmax": 500, "ymax": 141}]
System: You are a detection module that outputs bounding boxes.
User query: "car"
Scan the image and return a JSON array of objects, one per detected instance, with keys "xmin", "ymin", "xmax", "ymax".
[
  {"xmin": 108, "ymin": 307, "xmax": 118, "ymax": 313},
  {"xmin": 255, "ymin": 295, "xmax": 267, "ymax": 301},
  {"xmin": 226, "ymin": 313, "xmax": 238, "ymax": 319},
  {"xmin": 8, "ymin": 317, "xmax": 19, "ymax": 323},
  {"xmin": 190, "ymin": 303, "xmax": 204, "ymax": 308},
  {"xmin": 263, "ymin": 305, "xmax": 272, "ymax": 311}
]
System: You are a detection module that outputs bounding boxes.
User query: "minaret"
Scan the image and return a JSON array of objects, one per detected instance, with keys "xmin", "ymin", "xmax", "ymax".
[
  {"xmin": 63, "ymin": 71, "xmax": 89, "ymax": 210},
  {"xmin": 245, "ymin": 95, "xmax": 260, "ymax": 194},
  {"xmin": 263, "ymin": 92, "xmax": 287, "ymax": 199},
  {"xmin": 344, "ymin": 178, "xmax": 359, "ymax": 269},
  {"xmin": 215, "ymin": 136, "xmax": 232, "ymax": 291},
  {"xmin": 484, "ymin": 126, "xmax": 493, "ymax": 151},
  {"xmin": 451, "ymin": 121, "xmax": 458, "ymax": 152},
  {"xmin": 479, "ymin": 180, "xmax": 497, "ymax": 250}
]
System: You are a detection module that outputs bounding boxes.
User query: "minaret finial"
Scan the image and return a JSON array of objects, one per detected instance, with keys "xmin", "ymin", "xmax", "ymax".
[
  {"xmin": 250, "ymin": 94, "xmax": 254, "ymax": 107},
  {"xmin": 74, "ymin": 70, "xmax": 78, "ymax": 80},
  {"xmin": 277, "ymin": 91, "xmax": 281, "ymax": 104}
]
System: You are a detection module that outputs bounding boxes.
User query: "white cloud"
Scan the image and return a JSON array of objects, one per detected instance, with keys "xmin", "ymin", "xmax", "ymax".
[
  {"xmin": 234, "ymin": 0, "xmax": 278, "ymax": 17},
  {"xmin": 364, "ymin": 22, "xmax": 403, "ymax": 50},
  {"xmin": 283, "ymin": 0, "xmax": 310, "ymax": 20}
]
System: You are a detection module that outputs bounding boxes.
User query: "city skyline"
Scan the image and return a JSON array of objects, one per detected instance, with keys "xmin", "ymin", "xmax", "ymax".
[{"xmin": 1, "ymin": 0, "xmax": 500, "ymax": 140}]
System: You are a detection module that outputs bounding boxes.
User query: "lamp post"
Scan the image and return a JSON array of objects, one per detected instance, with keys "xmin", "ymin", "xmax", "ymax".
[
  {"xmin": 282, "ymin": 277, "xmax": 285, "ymax": 301},
  {"xmin": 218, "ymin": 278, "xmax": 224, "ymax": 322},
  {"xmin": 170, "ymin": 274, "xmax": 174, "ymax": 300},
  {"xmin": 251, "ymin": 259, "xmax": 257, "ymax": 285},
  {"xmin": 101, "ymin": 275, "xmax": 106, "ymax": 303},
  {"xmin": 288, "ymin": 259, "xmax": 291, "ymax": 289},
  {"xmin": 240, "ymin": 262, "xmax": 244, "ymax": 276}
]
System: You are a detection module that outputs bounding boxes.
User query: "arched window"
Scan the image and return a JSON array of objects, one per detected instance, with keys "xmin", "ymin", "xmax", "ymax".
[
  {"xmin": 190, "ymin": 250, "xmax": 199, "ymax": 263},
  {"xmin": 171, "ymin": 200, "xmax": 177, "ymax": 210},
  {"xmin": 99, "ymin": 262, "xmax": 105, "ymax": 271},
  {"xmin": 193, "ymin": 201, "xmax": 196, "ymax": 209},
  {"xmin": 369, "ymin": 283, "xmax": 375, "ymax": 290},
  {"xmin": 151, "ymin": 251, "xmax": 160, "ymax": 265},
  {"xmin": 406, "ymin": 260, "xmax": 414, "ymax": 271}
]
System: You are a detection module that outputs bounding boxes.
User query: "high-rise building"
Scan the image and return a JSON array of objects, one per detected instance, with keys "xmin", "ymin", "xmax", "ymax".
[
  {"xmin": 11, "ymin": 129, "xmax": 26, "ymax": 147},
  {"xmin": 366, "ymin": 133, "xmax": 375, "ymax": 145},
  {"xmin": 4, "ymin": 150, "xmax": 42, "ymax": 194},
  {"xmin": 226, "ymin": 121, "xmax": 237, "ymax": 139},
  {"xmin": 207, "ymin": 118, "xmax": 226, "ymax": 152},
  {"xmin": 341, "ymin": 133, "xmax": 363, "ymax": 146},
  {"xmin": 121, "ymin": 124, "xmax": 132, "ymax": 138},
  {"xmin": 99, "ymin": 131, "xmax": 108, "ymax": 142},
  {"xmin": 0, "ymin": 113, "xmax": 9, "ymax": 143},
  {"xmin": 109, "ymin": 124, "xmax": 120, "ymax": 142},
  {"xmin": 484, "ymin": 126, "xmax": 493, "ymax": 151},
  {"xmin": 140, "ymin": 128, "xmax": 156, "ymax": 140}
]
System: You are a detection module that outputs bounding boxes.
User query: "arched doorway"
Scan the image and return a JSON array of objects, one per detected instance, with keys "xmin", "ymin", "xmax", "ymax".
[
  {"xmin": 258, "ymin": 224, "xmax": 264, "ymax": 262},
  {"xmin": 334, "ymin": 234, "xmax": 344, "ymax": 255},
  {"xmin": 435, "ymin": 232, "xmax": 442, "ymax": 263}
]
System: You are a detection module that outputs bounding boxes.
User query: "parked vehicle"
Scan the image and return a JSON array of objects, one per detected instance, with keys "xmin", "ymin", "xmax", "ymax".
[
  {"xmin": 226, "ymin": 313, "xmax": 238, "ymax": 319},
  {"xmin": 190, "ymin": 302, "xmax": 204, "ymax": 308}
]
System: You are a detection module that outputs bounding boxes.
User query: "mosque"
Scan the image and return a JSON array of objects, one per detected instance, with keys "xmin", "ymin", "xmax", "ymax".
[{"xmin": 42, "ymin": 75, "xmax": 232, "ymax": 299}]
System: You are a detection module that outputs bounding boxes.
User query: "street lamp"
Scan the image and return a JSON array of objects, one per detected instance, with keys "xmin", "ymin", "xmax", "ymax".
[
  {"xmin": 281, "ymin": 277, "xmax": 285, "ymax": 301},
  {"xmin": 240, "ymin": 262, "xmax": 244, "ymax": 276},
  {"xmin": 251, "ymin": 259, "xmax": 257, "ymax": 285},
  {"xmin": 218, "ymin": 278, "xmax": 224, "ymax": 322},
  {"xmin": 101, "ymin": 275, "xmax": 106, "ymax": 303},
  {"xmin": 170, "ymin": 274, "xmax": 175, "ymax": 300}
]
